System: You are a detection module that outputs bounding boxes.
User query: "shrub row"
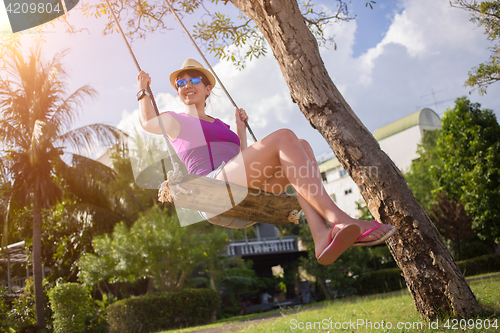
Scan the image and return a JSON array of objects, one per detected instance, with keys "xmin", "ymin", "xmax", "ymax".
[
  {"xmin": 355, "ymin": 267, "xmax": 406, "ymax": 295},
  {"xmin": 456, "ymin": 253, "xmax": 500, "ymax": 277},
  {"xmin": 106, "ymin": 288, "xmax": 220, "ymax": 333},
  {"xmin": 355, "ymin": 254, "xmax": 500, "ymax": 295}
]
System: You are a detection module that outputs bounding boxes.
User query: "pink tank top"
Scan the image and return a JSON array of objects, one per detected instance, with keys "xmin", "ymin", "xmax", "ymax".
[{"xmin": 164, "ymin": 111, "xmax": 240, "ymax": 176}]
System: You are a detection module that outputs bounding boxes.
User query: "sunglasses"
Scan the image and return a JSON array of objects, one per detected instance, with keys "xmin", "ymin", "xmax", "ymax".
[{"xmin": 175, "ymin": 77, "xmax": 204, "ymax": 89}]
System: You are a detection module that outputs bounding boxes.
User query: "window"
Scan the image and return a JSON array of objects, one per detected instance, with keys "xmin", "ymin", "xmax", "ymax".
[
  {"xmin": 321, "ymin": 171, "xmax": 327, "ymax": 183},
  {"xmin": 344, "ymin": 188, "xmax": 352, "ymax": 195},
  {"xmin": 339, "ymin": 169, "xmax": 348, "ymax": 177}
]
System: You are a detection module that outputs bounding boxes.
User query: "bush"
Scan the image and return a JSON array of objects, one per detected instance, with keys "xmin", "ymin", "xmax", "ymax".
[
  {"xmin": 355, "ymin": 254, "xmax": 500, "ymax": 295},
  {"xmin": 355, "ymin": 267, "xmax": 406, "ymax": 295},
  {"xmin": 8, "ymin": 278, "xmax": 53, "ymax": 332},
  {"xmin": 456, "ymin": 253, "xmax": 500, "ymax": 276},
  {"xmin": 86, "ymin": 293, "xmax": 114, "ymax": 333},
  {"xmin": 0, "ymin": 287, "xmax": 11, "ymax": 333},
  {"xmin": 107, "ymin": 289, "xmax": 220, "ymax": 333},
  {"xmin": 48, "ymin": 283, "xmax": 92, "ymax": 333}
]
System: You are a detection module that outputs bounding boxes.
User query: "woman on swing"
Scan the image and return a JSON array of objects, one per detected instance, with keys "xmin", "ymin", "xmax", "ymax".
[{"xmin": 137, "ymin": 59, "xmax": 396, "ymax": 265}]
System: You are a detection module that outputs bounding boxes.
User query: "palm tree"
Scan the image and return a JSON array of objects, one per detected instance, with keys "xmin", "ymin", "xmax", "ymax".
[{"xmin": 0, "ymin": 45, "xmax": 122, "ymax": 328}]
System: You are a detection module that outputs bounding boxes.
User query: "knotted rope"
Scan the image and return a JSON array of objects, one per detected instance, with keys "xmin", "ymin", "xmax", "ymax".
[
  {"xmin": 158, "ymin": 163, "xmax": 192, "ymax": 203},
  {"xmin": 288, "ymin": 210, "xmax": 300, "ymax": 224}
]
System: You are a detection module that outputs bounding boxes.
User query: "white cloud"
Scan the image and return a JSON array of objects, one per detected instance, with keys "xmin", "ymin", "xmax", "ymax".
[
  {"xmin": 115, "ymin": 0, "xmax": 500, "ymax": 158},
  {"xmin": 117, "ymin": 89, "xmax": 198, "ymax": 132},
  {"xmin": 116, "ymin": 109, "xmax": 139, "ymax": 135},
  {"xmin": 320, "ymin": 0, "xmax": 500, "ymax": 137},
  {"xmin": 343, "ymin": 0, "xmax": 488, "ymax": 86},
  {"xmin": 196, "ymin": 51, "xmax": 297, "ymax": 138}
]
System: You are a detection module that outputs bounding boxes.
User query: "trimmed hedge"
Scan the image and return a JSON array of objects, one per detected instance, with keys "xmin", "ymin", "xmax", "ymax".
[
  {"xmin": 48, "ymin": 283, "xmax": 93, "ymax": 333},
  {"xmin": 456, "ymin": 253, "xmax": 500, "ymax": 276},
  {"xmin": 107, "ymin": 288, "xmax": 220, "ymax": 333},
  {"xmin": 355, "ymin": 267, "xmax": 406, "ymax": 295},
  {"xmin": 355, "ymin": 254, "xmax": 500, "ymax": 295}
]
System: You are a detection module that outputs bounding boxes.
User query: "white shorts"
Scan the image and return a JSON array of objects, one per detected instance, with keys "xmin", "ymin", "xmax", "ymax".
[{"xmin": 199, "ymin": 162, "xmax": 256, "ymax": 229}]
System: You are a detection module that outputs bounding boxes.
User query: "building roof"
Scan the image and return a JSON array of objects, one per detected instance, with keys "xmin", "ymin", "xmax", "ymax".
[
  {"xmin": 319, "ymin": 157, "xmax": 341, "ymax": 173},
  {"xmin": 0, "ymin": 241, "xmax": 27, "ymax": 263},
  {"xmin": 373, "ymin": 108, "xmax": 439, "ymax": 141},
  {"xmin": 318, "ymin": 108, "xmax": 440, "ymax": 172}
]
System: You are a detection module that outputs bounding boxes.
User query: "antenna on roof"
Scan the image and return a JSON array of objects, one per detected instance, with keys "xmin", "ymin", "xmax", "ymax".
[
  {"xmin": 419, "ymin": 89, "xmax": 442, "ymax": 113},
  {"xmin": 416, "ymin": 89, "xmax": 454, "ymax": 114}
]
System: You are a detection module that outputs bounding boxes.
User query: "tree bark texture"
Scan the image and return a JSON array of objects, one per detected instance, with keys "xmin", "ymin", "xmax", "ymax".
[
  {"xmin": 230, "ymin": 0, "xmax": 481, "ymax": 319},
  {"xmin": 32, "ymin": 189, "xmax": 46, "ymax": 328}
]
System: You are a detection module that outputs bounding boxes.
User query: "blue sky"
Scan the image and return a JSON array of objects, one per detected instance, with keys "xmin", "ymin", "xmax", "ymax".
[
  {"xmin": 1, "ymin": 0, "xmax": 499, "ymax": 161},
  {"xmin": 350, "ymin": 0, "xmax": 403, "ymax": 58}
]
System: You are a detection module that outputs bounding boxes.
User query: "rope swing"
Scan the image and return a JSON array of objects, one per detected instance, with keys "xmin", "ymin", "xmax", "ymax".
[{"xmin": 104, "ymin": 0, "xmax": 300, "ymax": 226}]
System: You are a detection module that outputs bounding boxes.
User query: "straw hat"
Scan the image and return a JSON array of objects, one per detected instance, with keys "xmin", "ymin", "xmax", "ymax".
[{"xmin": 169, "ymin": 59, "xmax": 216, "ymax": 90}]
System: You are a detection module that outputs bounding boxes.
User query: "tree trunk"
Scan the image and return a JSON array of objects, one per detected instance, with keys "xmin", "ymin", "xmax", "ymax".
[
  {"xmin": 209, "ymin": 265, "xmax": 217, "ymax": 292},
  {"xmin": 32, "ymin": 188, "xmax": 46, "ymax": 328},
  {"xmin": 318, "ymin": 278, "xmax": 332, "ymax": 300},
  {"xmin": 230, "ymin": 0, "xmax": 481, "ymax": 319}
]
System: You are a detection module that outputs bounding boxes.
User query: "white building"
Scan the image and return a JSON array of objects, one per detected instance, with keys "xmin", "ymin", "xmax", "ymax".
[{"xmin": 318, "ymin": 108, "xmax": 441, "ymax": 218}]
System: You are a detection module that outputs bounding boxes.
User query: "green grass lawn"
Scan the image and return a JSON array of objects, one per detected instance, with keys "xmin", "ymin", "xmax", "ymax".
[{"xmin": 165, "ymin": 273, "xmax": 500, "ymax": 333}]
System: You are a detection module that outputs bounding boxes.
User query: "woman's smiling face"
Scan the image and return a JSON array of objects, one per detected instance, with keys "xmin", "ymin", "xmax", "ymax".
[{"xmin": 176, "ymin": 71, "xmax": 212, "ymax": 107}]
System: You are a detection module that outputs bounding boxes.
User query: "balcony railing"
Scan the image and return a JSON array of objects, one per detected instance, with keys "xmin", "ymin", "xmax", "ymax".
[
  {"xmin": 227, "ymin": 236, "xmax": 298, "ymax": 256},
  {"xmin": 1, "ymin": 277, "xmax": 27, "ymax": 294}
]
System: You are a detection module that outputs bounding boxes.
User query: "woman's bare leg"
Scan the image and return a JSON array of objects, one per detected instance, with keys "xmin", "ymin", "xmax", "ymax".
[
  {"xmin": 257, "ymin": 139, "xmax": 347, "ymax": 258},
  {"xmin": 218, "ymin": 130, "xmax": 390, "ymax": 249}
]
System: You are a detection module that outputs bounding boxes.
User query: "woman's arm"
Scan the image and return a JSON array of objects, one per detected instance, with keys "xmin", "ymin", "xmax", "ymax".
[
  {"xmin": 235, "ymin": 107, "xmax": 248, "ymax": 151},
  {"xmin": 137, "ymin": 71, "xmax": 179, "ymax": 138}
]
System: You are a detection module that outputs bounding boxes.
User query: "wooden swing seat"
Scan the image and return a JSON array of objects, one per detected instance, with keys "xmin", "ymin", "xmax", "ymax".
[
  {"xmin": 170, "ymin": 174, "xmax": 301, "ymax": 226},
  {"xmin": 136, "ymin": 160, "xmax": 301, "ymax": 226}
]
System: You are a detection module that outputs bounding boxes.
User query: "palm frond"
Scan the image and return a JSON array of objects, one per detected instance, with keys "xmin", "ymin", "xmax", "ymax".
[
  {"xmin": 0, "ymin": 83, "xmax": 29, "ymax": 149},
  {"xmin": 1, "ymin": 192, "xmax": 14, "ymax": 254},
  {"xmin": 0, "ymin": 117, "xmax": 28, "ymax": 149},
  {"xmin": 56, "ymin": 154, "xmax": 115, "ymax": 205},
  {"xmin": 53, "ymin": 154, "xmax": 138, "ymax": 228},
  {"xmin": 56, "ymin": 124, "xmax": 126, "ymax": 156},
  {"xmin": 0, "ymin": 154, "xmax": 9, "ymax": 182},
  {"xmin": 1, "ymin": 46, "xmax": 26, "ymax": 85},
  {"xmin": 72, "ymin": 202, "xmax": 132, "ymax": 233},
  {"xmin": 29, "ymin": 119, "xmax": 46, "ymax": 166},
  {"xmin": 6, "ymin": 176, "xmax": 32, "ymax": 210},
  {"xmin": 69, "ymin": 153, "xmax": 117, "ymax": 183},
  {"xmin": 49, "ymin": 85, "xmax": 97, "ymax": 135}
]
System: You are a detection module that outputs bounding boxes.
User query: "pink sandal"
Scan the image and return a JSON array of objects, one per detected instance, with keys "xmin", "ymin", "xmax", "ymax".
[
  {"xmin": 352, "ymin": 220, "xmax": 397, "ymax": 247},
  {"xmin": 317, "ymin": 224, "xmax": 360, "ymax": 265}
]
